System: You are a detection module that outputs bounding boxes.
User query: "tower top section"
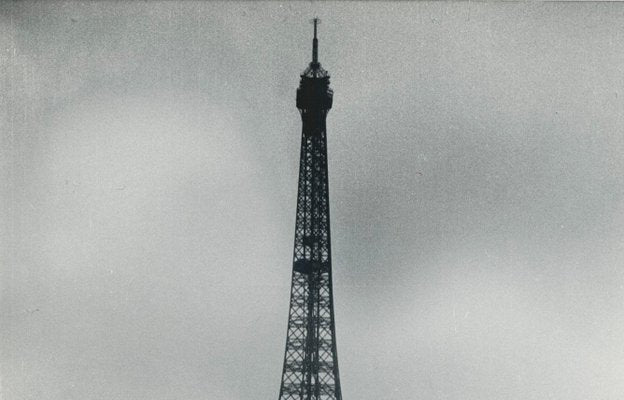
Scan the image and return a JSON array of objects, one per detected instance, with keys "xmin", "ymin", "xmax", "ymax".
[
  {"xmin": 301, "ymin": 17, "xmax": 329, "ymax": 79},
  {"xmin": 297, "ymin": 18, "xmax": 332, "ymax": 111}
]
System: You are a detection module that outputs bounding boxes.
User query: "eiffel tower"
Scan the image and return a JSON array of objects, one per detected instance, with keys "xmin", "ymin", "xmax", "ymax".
[{"xmin": 277, "ymin": 19, "xmax": 343, "ymax": 400}]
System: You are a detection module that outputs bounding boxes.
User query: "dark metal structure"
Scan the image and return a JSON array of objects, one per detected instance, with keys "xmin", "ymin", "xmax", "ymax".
[{"xmin": 278, "ymin": 19, "xmax": 342, "ymax": 400}]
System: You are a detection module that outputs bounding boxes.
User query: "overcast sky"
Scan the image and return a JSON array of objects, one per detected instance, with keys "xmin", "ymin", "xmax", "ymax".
[{"xmin": 2, "ymin": 2, "xmax": 624, "ymax": 400}]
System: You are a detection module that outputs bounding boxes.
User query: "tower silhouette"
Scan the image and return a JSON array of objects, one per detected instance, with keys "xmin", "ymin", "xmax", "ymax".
[{"xmin": 278, "ymin": 19, "xmax": 342, "ymax": 400}]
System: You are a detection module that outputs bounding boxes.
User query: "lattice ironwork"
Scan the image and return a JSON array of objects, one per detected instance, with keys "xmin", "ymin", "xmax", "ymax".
[{"xmin": 278, "ymin": 19, "xmax": 342, "ymax": 400}]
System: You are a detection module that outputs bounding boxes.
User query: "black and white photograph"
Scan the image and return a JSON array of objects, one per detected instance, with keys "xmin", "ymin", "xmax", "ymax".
[{"xmin": 2, "ymin": 2, "xmax": 623, "ymax": 400}]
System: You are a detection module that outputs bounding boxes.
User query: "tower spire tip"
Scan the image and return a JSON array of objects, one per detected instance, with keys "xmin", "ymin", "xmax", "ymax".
[{"xmin": 313, "ymin": 17, "xmax": 319, "ymax": 39}]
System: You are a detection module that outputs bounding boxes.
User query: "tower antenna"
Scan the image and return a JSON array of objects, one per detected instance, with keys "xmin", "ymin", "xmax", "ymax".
[{"xmin": 311, "ymin": 17, "xmax": 320, "ymax": 64}]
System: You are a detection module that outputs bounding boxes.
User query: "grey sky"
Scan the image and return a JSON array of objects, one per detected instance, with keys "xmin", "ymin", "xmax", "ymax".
[{"xmin": 2, "ymin": 2, "xmax": 624, "ymax": 400}]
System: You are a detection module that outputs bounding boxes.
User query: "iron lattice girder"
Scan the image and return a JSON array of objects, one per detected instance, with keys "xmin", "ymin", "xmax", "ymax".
[{"xmin": 278, "ymin": 68, "xmax": 341, "ymax": 400}]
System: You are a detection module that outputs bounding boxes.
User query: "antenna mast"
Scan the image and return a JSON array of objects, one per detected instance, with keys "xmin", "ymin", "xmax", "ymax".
[{"xmin": 312, "ymin": 17, "xmax": 320, "ymax": 64}]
